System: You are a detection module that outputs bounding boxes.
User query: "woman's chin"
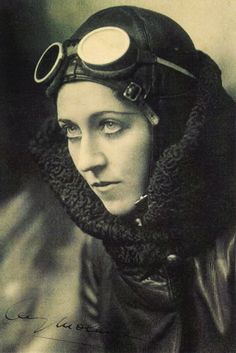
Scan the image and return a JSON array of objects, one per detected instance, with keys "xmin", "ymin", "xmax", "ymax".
[{"xmin": 102, "ymin": 199, "xmax": 136, "ymax": 216}]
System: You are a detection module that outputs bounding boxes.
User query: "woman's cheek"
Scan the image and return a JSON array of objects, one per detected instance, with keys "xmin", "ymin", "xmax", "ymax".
[{"xmin": 68, "ymin": 142, "xmax": 80, "ymax": 171}]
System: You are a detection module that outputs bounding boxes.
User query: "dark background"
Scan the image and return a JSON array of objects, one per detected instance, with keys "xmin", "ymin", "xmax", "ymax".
[{"xmin": 0, "ymin": 1, "xmax": 53, "ymax": 199}]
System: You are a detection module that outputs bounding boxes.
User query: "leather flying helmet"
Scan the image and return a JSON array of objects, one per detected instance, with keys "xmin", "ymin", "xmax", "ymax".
[{"xmin": 34, "ymin": 6, "xmax": 198, "ymax": 128}]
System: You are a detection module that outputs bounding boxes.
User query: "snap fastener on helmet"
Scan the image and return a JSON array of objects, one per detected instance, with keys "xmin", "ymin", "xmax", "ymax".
[
  {"xmin": 123, "ymin": 82, "xmax": 142, "ymax": 101},
  {"xmin": 135, "ymin": 218, "xmax": 143, "ymax": 227}
]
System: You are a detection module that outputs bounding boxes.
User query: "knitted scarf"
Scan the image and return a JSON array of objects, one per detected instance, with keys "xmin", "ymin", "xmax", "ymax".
[{"xmin": 30, "ymin": 52, "xmax": 235, "ymax": 279}]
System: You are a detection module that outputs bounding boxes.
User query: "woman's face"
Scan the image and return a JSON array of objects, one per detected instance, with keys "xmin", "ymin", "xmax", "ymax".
[{"xmin": 57, "ymin": 81, "xmax": 152, "ymax": 216}]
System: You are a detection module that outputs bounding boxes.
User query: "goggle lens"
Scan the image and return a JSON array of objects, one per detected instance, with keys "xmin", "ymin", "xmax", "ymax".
[
  {"xmin": 77, "ymin": 26, "xmax": 131, "ymax": 66},
  {"xmin": 34, "ymin": 42, "xmax": 63, "ymax": 83}
]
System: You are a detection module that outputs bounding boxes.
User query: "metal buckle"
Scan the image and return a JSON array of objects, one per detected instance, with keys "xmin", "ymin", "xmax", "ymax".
[{"xmin": 123, "ymin": 82, "xmax": 142, "ymax": 102}]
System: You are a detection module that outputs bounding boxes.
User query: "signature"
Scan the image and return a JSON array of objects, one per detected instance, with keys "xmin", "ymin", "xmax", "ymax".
[{"xmin": 4, "ymin": 298, "xmax": 145, "ymax": 347}]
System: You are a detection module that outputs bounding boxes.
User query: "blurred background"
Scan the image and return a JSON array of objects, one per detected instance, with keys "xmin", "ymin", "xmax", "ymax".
[{"xmin": 0, "ymin": 1, "xmax": 235, "ymax": 352}]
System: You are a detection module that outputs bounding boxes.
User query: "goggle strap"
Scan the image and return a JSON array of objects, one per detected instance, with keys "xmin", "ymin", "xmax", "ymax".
[{"xmin": 156, "ymin": 57, "xmax": 196, "ymax": 80}]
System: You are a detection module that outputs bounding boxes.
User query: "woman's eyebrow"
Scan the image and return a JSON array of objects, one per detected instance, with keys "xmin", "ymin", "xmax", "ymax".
[
  {"xmin": 58, "ymin": 110, "xmax": 136, "ymax": 124},
  {"xmin": 91, "ymin": 110, "xmax": 136, "ymax": 119},
  {"xmin": 58, "ymin": 118, "xmax": 75, "ymax": 124}
]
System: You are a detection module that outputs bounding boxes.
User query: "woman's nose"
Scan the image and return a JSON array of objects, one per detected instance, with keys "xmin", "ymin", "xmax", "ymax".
[{"xmin": 71, "ymin": 137, "xmax": 107, "ymax": 173}]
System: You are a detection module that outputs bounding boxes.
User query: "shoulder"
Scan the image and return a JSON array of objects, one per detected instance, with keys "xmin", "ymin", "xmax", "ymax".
[
  {"xmin": 193, "ymin": 226, "xmax": 236, "ymax": 289},
  {"xmin": 214, "ymin": 226, "xmax": 236, "ymax": 277},
  {"xmin": 81, "ymin": 236, "xmax": 109, "ymax": 263},
  {"xmin": 80, "ymin": 236, "xmax": 113, "ymax": 282}
]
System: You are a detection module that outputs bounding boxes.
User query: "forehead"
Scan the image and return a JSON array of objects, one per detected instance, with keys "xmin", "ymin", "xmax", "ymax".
[{"xmin": 57, "ymin": 81, "xmax": 138, "ymax": 119}]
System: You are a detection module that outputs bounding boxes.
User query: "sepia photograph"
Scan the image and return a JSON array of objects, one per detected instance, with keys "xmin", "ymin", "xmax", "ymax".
[{"xmin": 0, "ymin": 1, "xmax": 235, "ymax": 352}]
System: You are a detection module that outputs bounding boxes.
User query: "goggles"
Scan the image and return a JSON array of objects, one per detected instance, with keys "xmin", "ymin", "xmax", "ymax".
[
  {"xmin": 34, "ymin": 27, "xmax": 197, "ymax": 127},
  {"xmin": 34, "ymin": 26, "xmax": 196, "ymax": 84}
]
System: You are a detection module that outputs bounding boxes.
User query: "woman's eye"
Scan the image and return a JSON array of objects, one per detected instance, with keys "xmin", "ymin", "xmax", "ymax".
[
  {"xmin": 62, "ymin": 125, "xmax": 82, "ymax": 140},
  {"xmin": 101, "ymin": 120, "xmax": 122, "ymax": 135}
]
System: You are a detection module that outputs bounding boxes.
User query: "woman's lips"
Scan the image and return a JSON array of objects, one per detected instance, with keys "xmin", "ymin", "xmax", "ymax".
[{"xmin": 91, "ymin": 181, "xmax": 120, "ymax": 192}]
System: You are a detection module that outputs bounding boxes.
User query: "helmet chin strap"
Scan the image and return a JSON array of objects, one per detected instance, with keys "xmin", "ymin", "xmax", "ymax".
[
  {"xmin": 133, "ymin": 194, "xmax": 148, "ymax": 219},
  {"xmin": 137, "ymin": 100, "xmax": 160, "ymax": 126},
  {"xmin": 133, "ymin": 103, "xmax": 159, "ymax": 210},
  {"xmin": 135, "ymin": 194, "xmax": 148, "ymax": 205}
]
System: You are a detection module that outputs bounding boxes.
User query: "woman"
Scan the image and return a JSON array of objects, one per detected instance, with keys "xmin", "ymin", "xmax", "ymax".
[{"xmin": 31, "ymin": 6, "xmax": 235, "ymax": 353}]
